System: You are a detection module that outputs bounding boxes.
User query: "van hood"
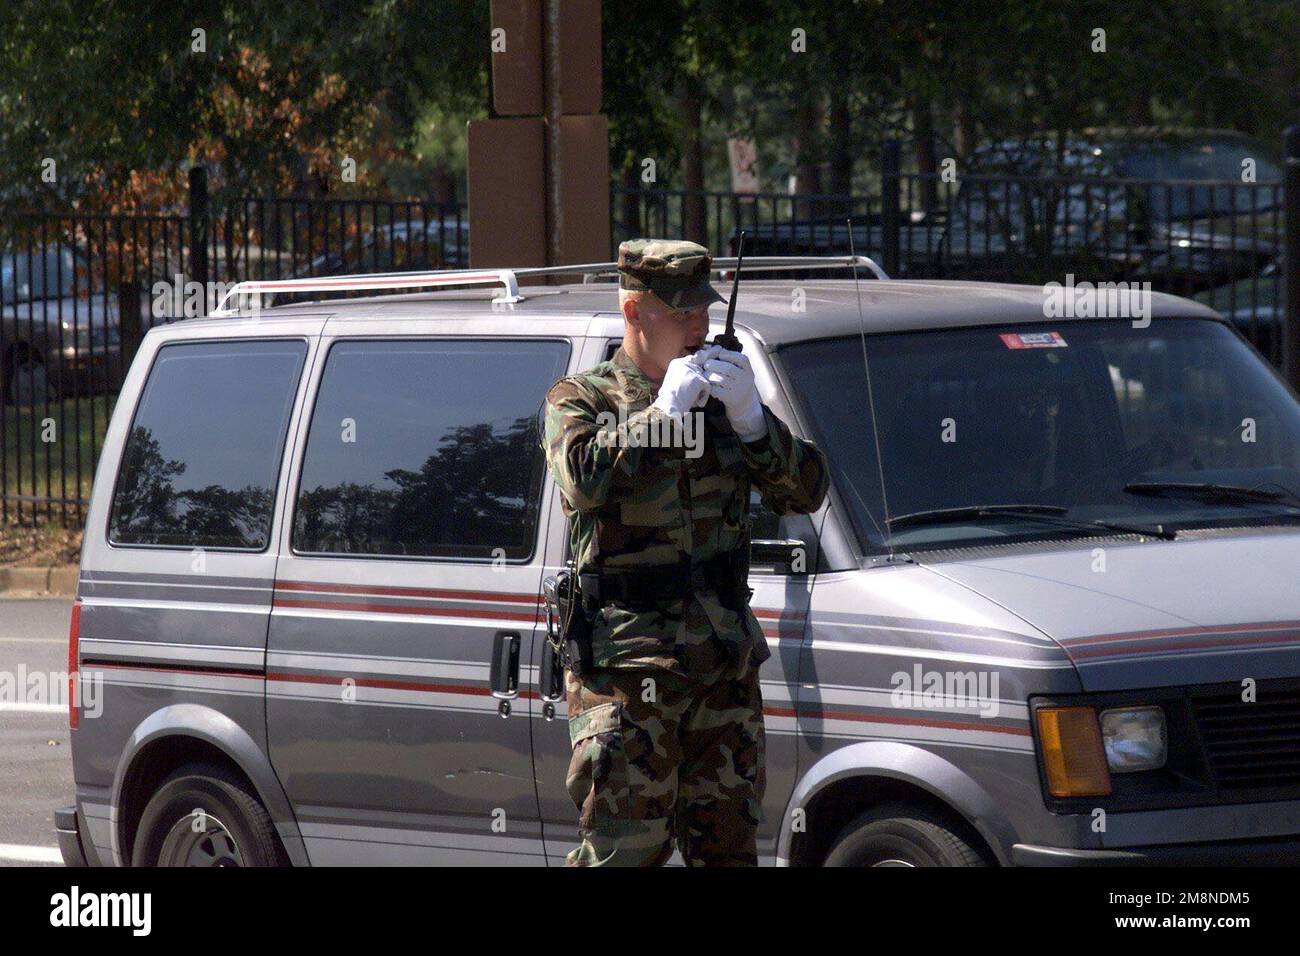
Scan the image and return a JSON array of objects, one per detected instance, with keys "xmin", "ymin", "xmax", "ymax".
[{"xmin": 923, "ymin": 530, "xmax": 1300, "ymax": 691}]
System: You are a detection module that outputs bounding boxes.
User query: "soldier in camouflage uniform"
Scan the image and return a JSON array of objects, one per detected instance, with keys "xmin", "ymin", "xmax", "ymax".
[{"xmin": 542, "ymin": 238, "xmax": 829, "ymax": 866}]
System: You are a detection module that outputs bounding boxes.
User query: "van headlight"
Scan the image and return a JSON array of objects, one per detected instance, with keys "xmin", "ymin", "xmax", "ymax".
[
  {"xmin": 1034, "ymin": 693, "xmax": 1211, "ymax": 810},
  {"xmin": 1099, "ymin": 706, "xmax": 1167, "ymax": 772}
]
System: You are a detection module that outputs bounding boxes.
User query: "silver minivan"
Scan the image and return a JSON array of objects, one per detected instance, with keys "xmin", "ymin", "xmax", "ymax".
[{"xmin": 58, "ymin": 260, "xmax": 1300, "ymax": 866}]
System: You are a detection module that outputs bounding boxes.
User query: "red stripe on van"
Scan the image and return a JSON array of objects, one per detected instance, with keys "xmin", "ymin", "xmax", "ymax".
[
  {"xmin": 273, "ymin": 587, "xmax": 788, "ymax": 627},
  {"xmin": 801, "ymin": 708, "xmax": 1032, "ymax": 737},
  {"xmin": 277, "ymin": 579, "xmax": 787, "ymax": 617},
  {"xmin": 267, "ymin": 672, "xmax": 488, "ymax": 695},
  {"xmin": 87, "ymin": 661, "xmax": 262, "ymax": 679},
  {"xmin": 68, "ymin": 601, "xmax": 81, "ymax": 730},
  {"xmin": 275, "ymin": 579, "xmax": 542, "ymax": 605},
  {"xmin": 753, "ymin": 608, "xmax": 799, "ymax": 621},
  {"xmin": 102, "ymin": 665, "xmax": 928, "ymax": 729},
  {"xmin": 272, "ymin": 596, "xmax": 542, "ymax": 623},
  {"xmin": 1069, "ymin": 629, "xmax": 1300, "ymax": 660},
  {"xmin": 1060, "ymin": 619, "xmax": 1300, "ymax": 646}
]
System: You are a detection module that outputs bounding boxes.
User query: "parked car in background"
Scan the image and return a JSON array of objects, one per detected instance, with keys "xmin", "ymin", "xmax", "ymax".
[
  {"xmin": 941, "ymin": 128, "xmax": 1283, "ymax": 292},
  {"xmin": 301, "ymin": 219, "xmax": 469, "ymax": 276},
  {"xmin": 261, "ymin": 219, "xmax": 470, "ymax": 307},
  {"xmin": 730, "ymin": 213, "xmax": 943, "ymax": 278},
  {"xmin": 735, "ymin": 130, "xmax": 1283, "ymax": 293},
  {"xmin": 0, "ymin": 246, "xmax": 125, "ymax": 404},
  {"xmin": 1194, "ymin": 258, "xmax": 1284, "ymax": 362}
]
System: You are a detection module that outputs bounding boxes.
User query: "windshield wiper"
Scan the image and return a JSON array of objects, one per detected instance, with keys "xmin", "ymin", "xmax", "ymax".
[
  {"xmin": 1124, "ymin": 481, "xmax": 1300, "ymax": 508},
  {"xmin": 887, "ymin": 504, "xmax": 1174, "ymax": 539},
  {"xmin": 889, "ymin": 504, "xmax": 1064, "ymax": 528}
]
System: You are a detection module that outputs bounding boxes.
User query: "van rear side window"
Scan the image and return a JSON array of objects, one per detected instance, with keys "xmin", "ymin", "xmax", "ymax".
[
  {"xmin": 108, "ymin": 339, "xmax": 308, "ymax": 549},
  {"xmin": 292, "ymin": 338, "xmax": 570, "ymax": 560}
]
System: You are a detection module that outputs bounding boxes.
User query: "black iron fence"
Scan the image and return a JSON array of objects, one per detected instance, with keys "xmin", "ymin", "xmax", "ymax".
[
  {"xmin": 216, "ymin": 196, "xmax": 469, "ymax": 288},
  {"xmin": 0, "ymin": 211, "xmax": 192, "ymax": 527},
  {"xmin": 0, "ymin": 180, "xmax": 470, "ymax": 526},
  {"xmin": 611, "ymin": 185, "xmax": 877, "ymax": 265},
  {"xmin": 614, "ymin": 140, "xmax": 1291, "ymax": 371},
  {"xmin": 4, "ymin": 131, "xmax": 1300, "ymax": 528}
]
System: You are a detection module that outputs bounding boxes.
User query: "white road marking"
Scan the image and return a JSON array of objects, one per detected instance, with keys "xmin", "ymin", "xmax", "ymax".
[
  {"xmin": 0, "ymin": 702, "xmax": 64, "ymax": 713},
  {"xmin": 0, "ymin": 844, "xmax": 62, "ymax": 864}
]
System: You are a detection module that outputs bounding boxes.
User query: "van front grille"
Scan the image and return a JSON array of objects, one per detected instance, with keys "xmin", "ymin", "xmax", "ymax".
[{"xmin": 1192, "ymin": 689, "xmax": 1300, "ymax": 791}]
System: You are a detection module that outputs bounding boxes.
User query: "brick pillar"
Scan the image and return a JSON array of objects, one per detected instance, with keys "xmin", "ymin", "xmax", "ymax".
[{"xmin": 469, "ymin": 0, "xmax": 609, "ymax": 270}]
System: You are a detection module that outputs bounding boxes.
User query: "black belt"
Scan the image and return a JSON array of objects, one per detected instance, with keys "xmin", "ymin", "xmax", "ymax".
[{"xmin": 578, "ymin": 553, "xmax": 750, "ymax": 610}]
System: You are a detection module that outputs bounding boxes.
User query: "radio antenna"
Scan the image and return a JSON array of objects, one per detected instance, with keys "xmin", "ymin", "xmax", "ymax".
[
  {"xmin": 715, "ymin": 231, "xmax": 745, "ymax": 352},
  {"xmin": 847, "ymin": 219, "xmax": 896, "ymax": 563}
]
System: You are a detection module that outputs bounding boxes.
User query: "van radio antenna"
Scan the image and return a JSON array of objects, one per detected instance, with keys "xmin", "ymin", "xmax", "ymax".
[
  {"xmin": 847, "ymin": 219, "xmax": 896, "ymax": 564},
  {"xmin": 714, "ymin": 231, "xmax": 745, "ymax": 353}
]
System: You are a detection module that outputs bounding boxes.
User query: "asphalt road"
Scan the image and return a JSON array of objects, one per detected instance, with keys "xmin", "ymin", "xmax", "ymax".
[{"xmin": 0, "ymin": 598, "xmax": 74, "ymax": 866}]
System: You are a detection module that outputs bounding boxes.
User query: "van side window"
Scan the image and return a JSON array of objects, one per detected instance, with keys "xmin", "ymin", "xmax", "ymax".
[
  {"xmin": 108, "ymin": 339, "xmax": 308, "ymax": 549},
  {"xmin": 292, "ymin": 338, "xmax": 570, "ymax": 560}
]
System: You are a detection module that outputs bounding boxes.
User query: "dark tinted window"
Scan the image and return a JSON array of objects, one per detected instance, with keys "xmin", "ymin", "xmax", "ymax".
[
  {"xmin": 782, "ymin": 320, "xmax": 1300, "ymax": 553},
  {"xmin": 1119, "ymin": 140, "xmax": 1282, "ymax": 216},
  {"xmin": 1, "ymin": 248, "xmax": 78, "ymax": 301},
  {"xmin": 109, "ymin": 339, "xmax": 307, "ymax": 548},
  {"xmin": 293, "ymin": 339, "xmax": 570, "ymax": 559}
]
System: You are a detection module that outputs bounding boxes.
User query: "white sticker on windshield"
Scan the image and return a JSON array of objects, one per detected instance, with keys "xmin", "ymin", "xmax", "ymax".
[{"xmin": 1000, "ymin": 331, "xmax": 1068, "ymax": 349}]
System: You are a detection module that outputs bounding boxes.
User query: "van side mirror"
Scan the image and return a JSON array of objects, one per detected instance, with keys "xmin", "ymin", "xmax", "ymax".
[{"xmin": 750, "ymin": 538, "xmax": 810, "ymax": 575}]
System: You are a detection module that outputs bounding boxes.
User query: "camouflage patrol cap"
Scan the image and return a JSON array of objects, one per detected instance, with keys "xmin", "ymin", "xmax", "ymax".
[{"xmin": 617, "ymin": 238, "xmax": 726, "ymax": 310}]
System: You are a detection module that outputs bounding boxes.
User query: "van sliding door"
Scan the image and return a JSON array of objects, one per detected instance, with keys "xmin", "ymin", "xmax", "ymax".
[{"xmin": 266, "ymin": 334, "xmax": 570, "ymax": 865}]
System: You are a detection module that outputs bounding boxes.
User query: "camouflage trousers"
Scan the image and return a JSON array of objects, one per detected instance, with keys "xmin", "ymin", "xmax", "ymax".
[{"xmin": 562, "ymin": 662, "xmax": 765, "ymax": 867}]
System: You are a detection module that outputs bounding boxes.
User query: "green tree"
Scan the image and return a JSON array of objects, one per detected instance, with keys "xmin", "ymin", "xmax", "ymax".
[{"xmin": 0, "ymin": 0, "xmax": 489, "ymax": 211}]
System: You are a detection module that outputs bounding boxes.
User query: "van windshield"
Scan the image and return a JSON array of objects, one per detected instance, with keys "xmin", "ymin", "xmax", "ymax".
[{"xmin": 780, "ymin": 319, "xmax": 1300, "ymax": 554}]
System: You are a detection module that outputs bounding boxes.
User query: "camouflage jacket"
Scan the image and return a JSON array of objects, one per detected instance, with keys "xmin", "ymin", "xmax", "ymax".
[{"xmin": 542, "ymin": 345, "xmax": 830, "ymax": 685}]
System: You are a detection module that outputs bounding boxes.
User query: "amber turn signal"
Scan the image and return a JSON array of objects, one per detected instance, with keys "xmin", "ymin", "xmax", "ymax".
[{"xmin": 1036, "ymin": 706, "xmax": 1112, "ymax": 797}]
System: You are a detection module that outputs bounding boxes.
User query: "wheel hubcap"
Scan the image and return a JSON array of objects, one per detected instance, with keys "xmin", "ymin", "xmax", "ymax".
[
  {"xmin": 871, "ymin": 858, "xmax": 918, "ymax": 867},
  {"xmin": 157, "ymin": 811, "xmax": 245, "ymax": 866}
]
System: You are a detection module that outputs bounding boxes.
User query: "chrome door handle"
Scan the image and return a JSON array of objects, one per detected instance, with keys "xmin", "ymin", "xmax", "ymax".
[{"xmin": 490, "ymin": 630, "xmax": 521, "ymax": 716}]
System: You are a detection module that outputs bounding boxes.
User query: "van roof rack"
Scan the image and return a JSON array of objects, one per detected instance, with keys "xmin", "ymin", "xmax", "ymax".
[{"xmin": 209, "ymin": 255, "xmax": 888, "ymax": 315}]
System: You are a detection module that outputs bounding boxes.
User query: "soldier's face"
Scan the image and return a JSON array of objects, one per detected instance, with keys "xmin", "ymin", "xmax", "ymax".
[{"xmin": 624, "ymin": 293, "xmax": 711, "ymax": 376}]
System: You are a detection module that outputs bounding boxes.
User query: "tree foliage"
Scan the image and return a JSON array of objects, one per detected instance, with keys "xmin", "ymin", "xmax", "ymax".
[
  {"xmin": 0, "ymin": 0, "xmax": 488, "ymax": 210},
  {"xmin": 1, "ymin": 0, "xmax": 1297, "ymax": 208}
]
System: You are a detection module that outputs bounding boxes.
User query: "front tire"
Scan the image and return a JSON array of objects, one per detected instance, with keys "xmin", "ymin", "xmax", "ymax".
[
  {"xmin": 133, "ymin": 763, "xmax": 288, "ymax": 867},
  {"xmin": 823, "ymin": 802, "xmax": 991, "ymax": 867}
]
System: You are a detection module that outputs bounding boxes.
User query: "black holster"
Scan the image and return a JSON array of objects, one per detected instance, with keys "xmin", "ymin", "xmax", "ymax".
[{"xmin": 552, "ymin": 567, "xmax": 594, "ymax": 677}]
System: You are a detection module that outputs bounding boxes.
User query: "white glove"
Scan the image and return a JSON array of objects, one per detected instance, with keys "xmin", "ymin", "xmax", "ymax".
[
  {"xmin": 651, "ymin": 354, "xmax": 712, "ymax": 418},
  {"xmin": 703, "ymin": 349, "xmax": 766, "ymax": 441},
  {"xmin": 690, "ymin": 344, "xmax": 723, "ymax": 367}
]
